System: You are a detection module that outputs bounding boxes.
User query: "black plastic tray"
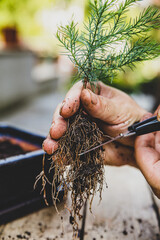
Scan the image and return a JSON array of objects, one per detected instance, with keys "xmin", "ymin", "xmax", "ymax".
[{"xmin": 0, "ymin": 123, "xmax": 63, "ymax": 224}]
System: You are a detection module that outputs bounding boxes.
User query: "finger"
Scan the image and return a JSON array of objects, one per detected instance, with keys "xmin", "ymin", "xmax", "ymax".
[
  {"xmin": 135, "ymin": 133, "xmax": 160, "ymax": 189},
  {"xmin": 155, "ymin": 131, "xmax": 160, "ymax": 154},
  {"xmin": 81, "ymin": 89, "xmax": 120, "ymax": 124},
  {"xmin": 134, "ymin": 113, "xmax": 153, "ymax": 149},
  {"xmin": 50, "ymin": 103, "xmax": 67, "ymax": 140},
  {"xmin": 103, "ymin": 142, "xmax": 136, "ymax": 167},
  {"xmin": 99, "ymin": 121, "xmax": 135, "ymax": 146},
  {"xmin": 50, "ymin": 81, "xmax": 101, "ymax": 140},
  {"xmin": 135, "ymin": 113, "xmax": 156, "ymax": 170},
  {"xmin": 60, "ymin": 81, "xmax": 101, "ymax": 119},
  {"xmin": 43, "ymin": 136, "xmax": 58, "ymax": 155},
  {"xmin": 60, "ymin": 81, "xmax": 82, "ymax": 118},
  {"xmin": 81, "ymin": 88, "xmax": 134, "ymax": 146},
  {"xmin": 135, "ymin": 133, "xmax": 155, "ymax": 149}
]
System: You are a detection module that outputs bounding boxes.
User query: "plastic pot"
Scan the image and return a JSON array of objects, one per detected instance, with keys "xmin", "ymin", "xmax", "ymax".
[{"xmin": 0, "ymin": 123, "xmax": 63, "ymax": 224}]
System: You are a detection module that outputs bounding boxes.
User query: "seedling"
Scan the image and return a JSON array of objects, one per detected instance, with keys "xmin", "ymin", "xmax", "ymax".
[{"xmin": 42, "ymin": 0, "xmax": 160, "ymax": 238}]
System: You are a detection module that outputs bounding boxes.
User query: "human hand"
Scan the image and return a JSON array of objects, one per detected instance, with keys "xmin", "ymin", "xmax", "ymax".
[
  {"xmin": 135, "ymin": 106, "xmax": 160, "ymax": 198},
  {"xmin": 43, "ymin": 81, "xmax": 146, "ymax": 166}
]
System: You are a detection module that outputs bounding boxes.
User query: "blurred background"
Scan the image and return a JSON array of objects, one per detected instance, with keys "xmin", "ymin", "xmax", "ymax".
[{"xmin": 0, "ymin": 0, "xmax": 159, "ymax": 136}]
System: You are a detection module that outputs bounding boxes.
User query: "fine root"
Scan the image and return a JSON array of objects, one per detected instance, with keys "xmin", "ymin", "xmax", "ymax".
[{"xmin": 40, "ymin": 109, "xmax": 105, "ymax": 237}]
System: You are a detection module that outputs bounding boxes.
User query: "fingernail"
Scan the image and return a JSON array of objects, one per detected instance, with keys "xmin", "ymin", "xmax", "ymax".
[{"xmin": 90, "ymin": 91, "xmax": 98, "ymax": 105}]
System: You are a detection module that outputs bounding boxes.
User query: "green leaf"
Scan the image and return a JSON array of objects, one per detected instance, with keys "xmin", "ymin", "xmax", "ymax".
[{"xmin": 57, "ymin": 0, "xmax": 160, "ymax": 88}]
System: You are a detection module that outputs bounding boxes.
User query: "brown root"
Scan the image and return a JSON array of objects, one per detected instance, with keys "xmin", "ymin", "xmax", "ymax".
[{"xmin": 43, "ymin": 109, "xmax": 105, "ymax": 236}]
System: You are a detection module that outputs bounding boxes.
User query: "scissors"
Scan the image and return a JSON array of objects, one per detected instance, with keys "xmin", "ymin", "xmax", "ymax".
[{"xmin": 79, "ymin": 115, "xmax": 160, "ymax": 156}]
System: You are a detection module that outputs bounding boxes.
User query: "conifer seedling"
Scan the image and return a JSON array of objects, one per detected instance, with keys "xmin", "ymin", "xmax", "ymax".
[{"xmin": 41, "ymin": 0, "xmax": 160, "ymax": 238}]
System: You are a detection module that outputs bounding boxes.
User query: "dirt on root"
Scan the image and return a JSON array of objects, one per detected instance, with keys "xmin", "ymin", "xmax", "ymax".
[{"xmin": 42, "ymin": 109, "xmax": 105, "ymax": 237}]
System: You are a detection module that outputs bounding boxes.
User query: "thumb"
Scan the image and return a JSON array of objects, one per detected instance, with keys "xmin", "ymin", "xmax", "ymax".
[
  {"xmin": 135, "ymin": 133, "xmax": 160, "ymax": 189},
  {"xmin": 81, "ymin": 89, "xmax": 119, "ymax": 124}
]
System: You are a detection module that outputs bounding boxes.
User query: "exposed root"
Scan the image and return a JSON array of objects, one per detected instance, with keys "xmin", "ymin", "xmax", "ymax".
[{"xmin": 41, "ymin": 109, "xmax": 105, "ymax": 237}]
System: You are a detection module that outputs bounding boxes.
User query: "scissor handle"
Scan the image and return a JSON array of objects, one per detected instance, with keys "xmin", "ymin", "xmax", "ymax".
[{"xmin": 128, "ymin": 116, "xmax": 160, "ymax": 136}]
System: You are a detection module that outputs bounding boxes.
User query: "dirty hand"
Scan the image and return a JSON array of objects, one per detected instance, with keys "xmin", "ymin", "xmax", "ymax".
[
  {"xmin": 135, "ymin": 106, "xmax": 160, "ymax": 199},
  {"xmin": 43, "ymin": 81, "xmax": 147, "ymax": 167}
]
